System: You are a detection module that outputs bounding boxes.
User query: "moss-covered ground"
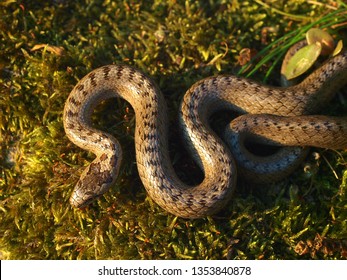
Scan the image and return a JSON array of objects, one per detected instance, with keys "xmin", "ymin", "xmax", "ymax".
[{"xmin": 1, "ymin": 0, "xmax": 347, "ymax": 259}]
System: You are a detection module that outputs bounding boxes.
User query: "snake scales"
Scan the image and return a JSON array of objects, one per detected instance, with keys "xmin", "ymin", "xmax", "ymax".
[{"xmin": 63, "ymin": 47, "xmax": 347, "ymax": 219}]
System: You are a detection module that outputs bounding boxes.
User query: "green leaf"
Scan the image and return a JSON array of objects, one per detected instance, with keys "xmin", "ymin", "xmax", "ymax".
[
  {"xmin": 282, "ymin": 43, "xmax": 322, "ymax": 80},
  {"xmin": 306, "ymin": 28, "xmax": 335, "ymax": 55},
  {"xmin": 332, "ymin": 39, "xmax": 344, "ymax": 56}
]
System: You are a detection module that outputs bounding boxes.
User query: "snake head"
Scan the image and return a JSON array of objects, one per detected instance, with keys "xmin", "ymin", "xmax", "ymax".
[{"xmin": 69, "ymin": 154, "xmax": 118, "ymax": 208}]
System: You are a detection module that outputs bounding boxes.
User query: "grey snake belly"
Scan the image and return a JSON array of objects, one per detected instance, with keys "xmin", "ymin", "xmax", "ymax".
[{"xmin": 63, "ymin": 48, "xmax": 347, "ymax": 218}]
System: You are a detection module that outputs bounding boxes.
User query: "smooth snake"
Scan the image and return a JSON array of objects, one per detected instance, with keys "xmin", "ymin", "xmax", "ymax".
[{"xmin": 63, "ymin": 45, "xmax": 347, "ymax": 218}]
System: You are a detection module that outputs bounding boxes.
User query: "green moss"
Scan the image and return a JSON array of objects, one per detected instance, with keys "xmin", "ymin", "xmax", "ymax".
[{"xmin": 1, "ymin": 0, "xmax": 347, "ymax": 260}]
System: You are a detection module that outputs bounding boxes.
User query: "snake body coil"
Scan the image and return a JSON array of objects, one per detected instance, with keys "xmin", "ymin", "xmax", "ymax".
[{"xmin": 63, "ymin": 49, "xmax": 347, "ymax": 218}]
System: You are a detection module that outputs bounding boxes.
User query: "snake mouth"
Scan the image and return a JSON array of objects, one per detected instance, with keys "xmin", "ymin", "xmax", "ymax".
[{"xmin": 70, "ymin": 192, "xmax": 101, "ymax": 208}]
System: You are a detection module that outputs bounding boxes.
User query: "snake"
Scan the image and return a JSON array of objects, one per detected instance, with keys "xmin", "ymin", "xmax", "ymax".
[{"xmin": 63, "ymin": 45, "xmax": 347, "ymax": 219}]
